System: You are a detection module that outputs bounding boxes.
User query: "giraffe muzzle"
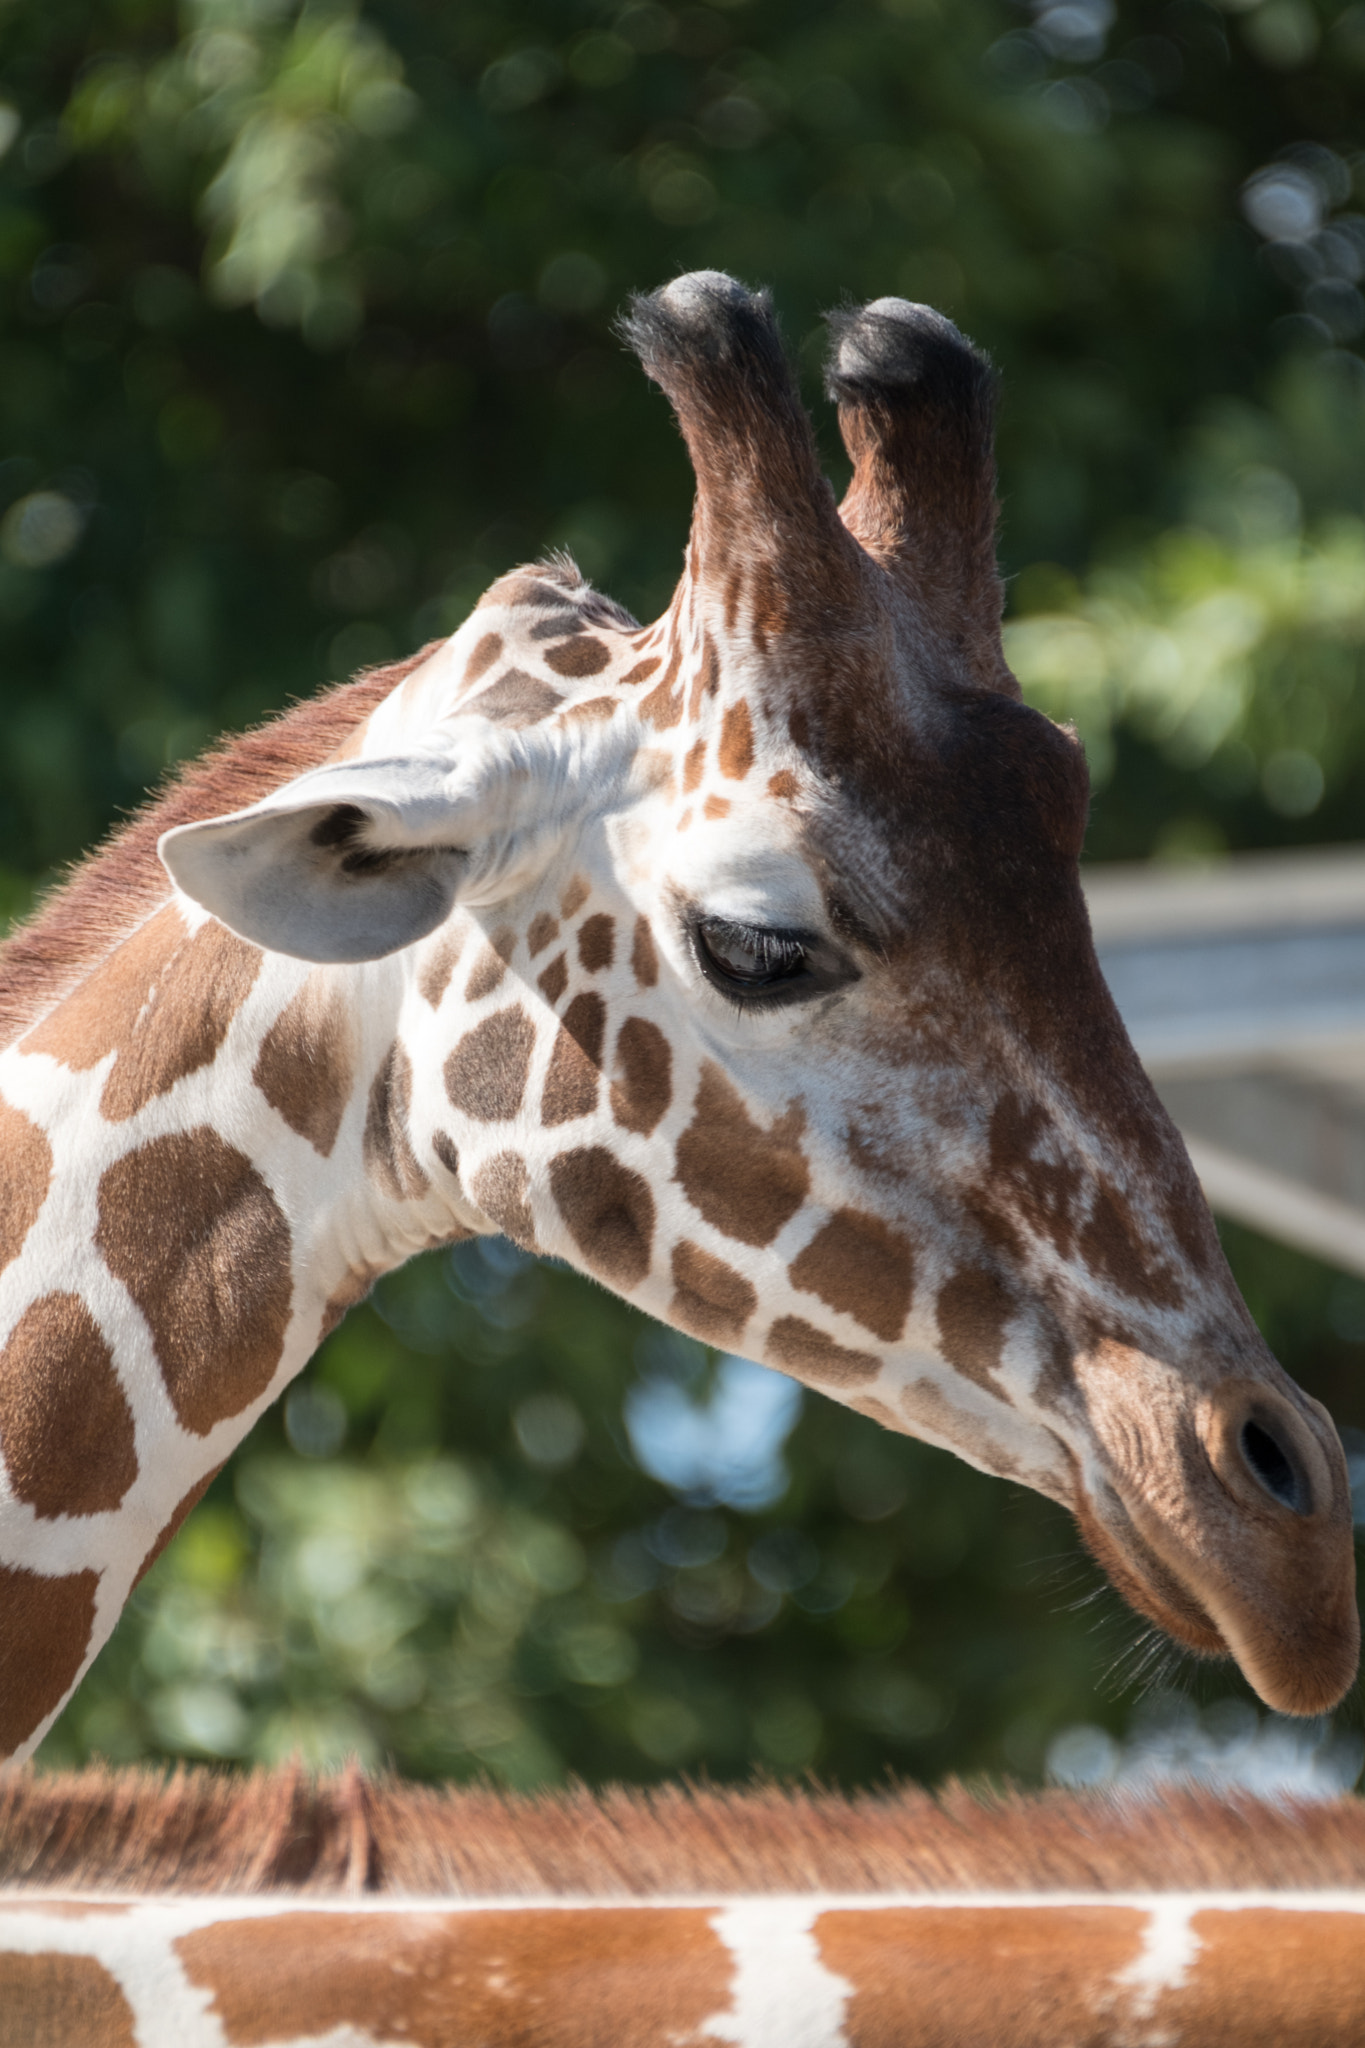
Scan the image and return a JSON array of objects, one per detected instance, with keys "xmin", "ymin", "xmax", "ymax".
[
  {"xmin": 1074, "ymin": 1361, "xmax": 1359, "ymax": 1715},
  {"xmin": 1155, "ymin": 1380, "xmax": 1358, "ymax": 1716}
]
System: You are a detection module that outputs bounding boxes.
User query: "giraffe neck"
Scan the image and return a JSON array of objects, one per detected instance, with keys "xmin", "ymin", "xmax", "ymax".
[{"xmin": 0, "ymin": 892, "xmax": 471, "ymax": 1759}]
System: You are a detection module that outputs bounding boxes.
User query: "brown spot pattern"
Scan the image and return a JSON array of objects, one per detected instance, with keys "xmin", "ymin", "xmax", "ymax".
[
  {"xmin": 578, "ymin": 914, "xmax": 615, "ymax": 972},
  {"xmin": 816, "ymin": 1904, "xmax": 1144, "ymax": 2048},
  {"xmin": 719, "ymin": 698, "xmax": 755, "ymax": 780},
  {"xmin": 639, "ymin": 643, "xmax": 684, "ymax": 728},
  {"xmin": 621, "ymin": 656, "xmax": 660, "ymax": 685},
  {"xmin": 683, "ymin": 737, "xmax": 706, "ymax": 793},
  {"xmin": 550, "ymin": 1147, "xmax": 655, "ymax": 1288},
  {"xmin": 704, "ymin": 795, "xmax": 730, "ymax": 820},
  {"xmin": 0, "ymin": 1562, "xmax": 98, "ymax": 1755},
  {"xmin": 464, "ymin": 943, "xmax": 508, "ymax": 1003},
  {"xmin": 0, "ymin": 1099, "xmax": 51, "ymax": 1278},
  {"xmin": 1080, "ymin": 1178, "xmax": 1183, "ymax": 1310},
  {"xmin": 768, "ymin": 769, "xmax": 798, "ymax": 800},
  {"xmin": 528, "ymin": 607, "xmax": 582, "ymax": 639},
  {"xmin": 318, "ymin": 1263, "xmax": 386, "ymax": 1343},
  {"xmin": 610, "ymin": 1017, "xmax": 673, "ymax": 1135},
  {"xmin": 688, "ymin": 634, "xmax": 719, "ymax": 719},
  {"xmin": 469, "ymin": 1152, "xmax": 537, "ymax": 1248},
  {"xmin": 22, "ymin": 902, "xmax": 186, "ymax": 1070},
  {"xmin": 135, "ymin": 1462, "xmax": 226, "ymax": 1585},
  {"xmin": 1027, "ymin": 1310, "xmax": 1077, "ymax": 1414},
  {"xmin": 432, "ymin": 1129, "xmax": 461, "ymax": 1181},
  {"xmin": 175, "ymin": 1906, "xmax": 730, "ymax": 2048},
  {"xmin": 752, "ymin": 560, "xmax": 780, "ymax": 652},
  {"xmin": 1157, "ymin": 1906, "xmax": 1365, "ymax": 2045},
  {"xmin": 0, "ymin": 1954, "xmax": 136, "ymax": 2047},
  {"xmin": 544, "ymin": 635, "xmax": 611, "ymax": 677},
  {"xmin": 363, "ymin": 1042, "xmax": 431, "ymax": 1201},
  {"xmin": 669, "ymin": 1240, "xmax": 756, "ymax": 1344},
  {"xmin": 96, "ymin": 1129, "xmax": 293, "ymax": 1436},
  {"xmin": 631, "ymin": 917, "xmax": 659, "ymax": 988},
  {"xmin": 527, "ymin": 911, "xmax": 559, "ymax": 957},
  {"xmin": 640, "ymin": 681, "xmax": 684, "ymax": 729},
  {"xmin": 26, "ymin": 906, "xmax": 261, "ymax": 1123},
  {"xmin": 465, "ymin": 631, "xmax": 502, "ymax": 684},
  {"xmin": 537, "ymin": 952, "xmax": 569, "ymax": 1007},
  {"xmin": 418, "ymin": 929, "xmax": 465, "ymax": 1009},
  {"xmin": 789, "ymin": 1209, "xmax": 914, "ymax": 1342},
  {"xmin": 986, "ymin": 1094, "xmax": 1082, "ymax": 1260},
  {"xmin": 856, "ymin": 1391, "xmax": 904, "ymax": 1431},
  {"xmin": 767, "ymin": 1316, "xmax": 880, "ymax": 1386},
  {"xmin": 478, "ymin": 571, "xmax": 567, "ymax": 611},
  {"xmin": 674, "ymin": 1063, "xmax": 809, "ymax": 1246},
  {"xmin": 102, "ymin": 919, "xmax": 259, "ymax": 1121},
  {"xmin": 471, "ymin": 670, "xmax": 564, "ymax": 726},
  {"xmin": 560, "ymin": 876, "xmax": 590, "ymax": 920},
  {"xmin": 542, "ymin": 992, "xmax": 606, "ymax": 1126},
  {"xmin": 902, "ymin": 1375, "xmax": 1018, "ymax": 1475},
  {"xmin": 252, "ymin": 973, "xmax": 355, "ymax": 1158},
  {"xmin": 935, "ymin": 1264, "xmax": 1015, "ymax": 1390},
  {"xmin": 0, "ymin": 1293, "xmax": 137, "ymax": 1518},
  {"xmin": 445, "ymin": 1006, "xmax": 536, "ymax": 1124}
]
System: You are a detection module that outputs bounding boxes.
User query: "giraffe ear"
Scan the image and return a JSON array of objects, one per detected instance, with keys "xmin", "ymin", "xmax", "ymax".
[{"xmin": 158, "ymin": 726, "xmax": 555, "ymax": 963}]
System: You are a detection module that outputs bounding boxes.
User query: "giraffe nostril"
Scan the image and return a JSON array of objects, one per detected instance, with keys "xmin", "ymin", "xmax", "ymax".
[{"xmin": 1240, "ymin": 1417, "xmax": 1307, "ymax": 1514}]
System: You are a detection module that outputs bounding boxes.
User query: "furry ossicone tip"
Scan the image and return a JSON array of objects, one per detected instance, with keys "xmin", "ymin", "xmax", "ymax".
[
  {"xmin": 824, "ymin": 297, "xmax": 994, "ymax": 409},
  {"xmin": 617, "ymin": 269, "xmax": 780, "ymax": 374},
  {"xmin": 658, "ymin": 269, "xmax": 756, "ymax": 321}
]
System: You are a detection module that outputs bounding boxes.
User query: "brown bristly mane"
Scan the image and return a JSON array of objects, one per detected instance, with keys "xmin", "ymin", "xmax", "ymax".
[
  {"xmin": 2, "ymin": 1767, "xmax": 1364, "ymax": 1897},
  {"xmin": 0, "ymin": 650, "xmax": 436, "ymax": 1052}
]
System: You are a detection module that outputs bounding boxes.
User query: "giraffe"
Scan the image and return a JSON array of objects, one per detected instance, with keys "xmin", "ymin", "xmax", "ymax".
[
  {"xmin": 0, "ymin": 272, "xmax": 1355, "ymax": 1765},
  {"xmin": 4, "ymin": 1770, "xmax": 1365, "ymax": 2045}
]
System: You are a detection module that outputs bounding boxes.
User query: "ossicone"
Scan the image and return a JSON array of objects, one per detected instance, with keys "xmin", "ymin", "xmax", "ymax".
[
  {"xmin": 824, "ymin": 296, "xmax": 1014, "ymax": 695},
  {"xmin": 616, "ymin": 269, "xmax": 860, "ymax": 630}
]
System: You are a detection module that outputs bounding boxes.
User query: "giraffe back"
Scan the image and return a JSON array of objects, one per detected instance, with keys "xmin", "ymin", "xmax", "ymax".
[{"xmin": 1, "ymin": 1772, "xmax": 1363, "ymax": 2047}]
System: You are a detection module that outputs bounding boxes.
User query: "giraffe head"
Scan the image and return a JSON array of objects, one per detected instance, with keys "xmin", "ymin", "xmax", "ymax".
[{"xmin": 163, "ymin": 274, "xmax": 1357, "ymax": 1716}]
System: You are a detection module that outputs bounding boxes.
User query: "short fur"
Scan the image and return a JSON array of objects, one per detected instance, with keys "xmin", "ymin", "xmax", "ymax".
[{"xmin": 2, "ymin": 1769, "xmax": 1364, "ymax": 1898}]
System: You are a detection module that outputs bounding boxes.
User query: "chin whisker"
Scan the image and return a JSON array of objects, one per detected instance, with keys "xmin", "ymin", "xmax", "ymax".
[
  {"xmin": 1100, "ymin": 1623, "xmax": 1171, "ymax": 1701},
  {"xmin": 1022, "ymin": 1530, "xmax": 1240, "ymax": 1717},
  {"xmin": 1062, "ymin": 1582, "xmax": 1109, "ymax": 1615},
  {"xmin": 1097, "ymin": 1619, "xmax": 1203, "ymax": 1709}
]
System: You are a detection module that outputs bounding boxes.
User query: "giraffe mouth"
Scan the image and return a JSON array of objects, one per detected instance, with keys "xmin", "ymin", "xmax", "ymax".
[
  {"xmin": 1071, "ymin": 1483, "xmax": 1228, "ymax": 1663},
  {"xmin": 1071, "ymin": 1468, "xmax": 1359, "ymax": 1716}
]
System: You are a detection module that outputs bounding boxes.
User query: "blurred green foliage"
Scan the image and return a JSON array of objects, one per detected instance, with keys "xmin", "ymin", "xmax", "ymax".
[{"xmin": 4, "ymin": 0, "xmax": 1365, "ymax": 1782}]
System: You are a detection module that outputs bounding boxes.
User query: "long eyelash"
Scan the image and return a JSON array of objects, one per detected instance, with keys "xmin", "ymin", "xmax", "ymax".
[
  {"xmin": 698, "ymin": 924, "xmax": 806, "ymax": 1016},
  {"xmin": 706, "ymin": 918, "xmax": 804, "ymax": 972}
]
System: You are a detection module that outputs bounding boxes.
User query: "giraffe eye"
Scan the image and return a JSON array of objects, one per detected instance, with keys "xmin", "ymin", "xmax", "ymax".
[
  {"xmin": 687, "ymin": 909, "xmax": 860, "ymax": 1010},
  {"xmin": 694, "ymin": 917, "xmax": 809, "ymax": 992}
]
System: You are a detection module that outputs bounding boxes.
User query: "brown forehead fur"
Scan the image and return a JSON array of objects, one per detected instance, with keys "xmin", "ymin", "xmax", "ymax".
[
  {"xmin": 2, "ymin": 1769, "xmax": 1365, "ymax": 1897},
  {"xmin": 0, "ymin": 653, "xmax": 434, "ymax": 1052}
]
